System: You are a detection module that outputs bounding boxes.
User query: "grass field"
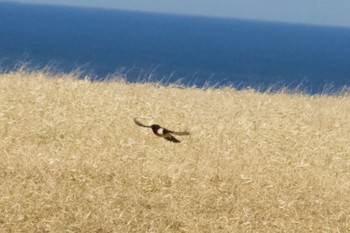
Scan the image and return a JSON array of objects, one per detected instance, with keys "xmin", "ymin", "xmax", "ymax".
[{"xmin": 1, "ymin": 70, "xmax": 350, "ymax": 232}]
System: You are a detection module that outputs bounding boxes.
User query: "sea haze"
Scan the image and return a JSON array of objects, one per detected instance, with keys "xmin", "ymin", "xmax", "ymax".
[{"xmin": 1, "ymin": 2, "xmax": 350, "ymax": 93}]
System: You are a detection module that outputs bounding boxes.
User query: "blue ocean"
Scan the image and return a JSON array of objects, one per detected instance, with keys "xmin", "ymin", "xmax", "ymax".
[{"xmin": 1, "ymin": 2, "xmax": 350, "ymax": 93}]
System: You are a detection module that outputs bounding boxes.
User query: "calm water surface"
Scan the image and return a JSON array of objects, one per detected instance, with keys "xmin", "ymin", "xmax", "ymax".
[{"xmin": 1, "ymin": 2, "xmax": 350, "ymax": 93}]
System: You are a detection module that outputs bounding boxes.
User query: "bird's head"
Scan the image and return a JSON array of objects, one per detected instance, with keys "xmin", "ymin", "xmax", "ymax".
[
  {"xmin": 151, "ymin": 124, "xmax": 163, "ymax": 135},
  {"xmin": 151, "ymin": 124, "xmax": 161, "ymax": 131}
]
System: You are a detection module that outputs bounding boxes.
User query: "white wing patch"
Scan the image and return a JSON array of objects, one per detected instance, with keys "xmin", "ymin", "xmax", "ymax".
[{"xmin": 157, "ymin": 128, "xmax": 164, "ymax": 135}]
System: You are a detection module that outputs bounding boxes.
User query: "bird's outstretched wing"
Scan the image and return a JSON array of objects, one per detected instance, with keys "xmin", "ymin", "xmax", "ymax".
[
  {"xmin": 134, "ymin": 118, "xmax": 151, "ymax": 128},
  {"xmin": 164, "ymin": 134, "xmax": 180, "ymax": 143},
  {"xmin": 170, "ymin": 130, "xmax": 190, "ymax": 136}
]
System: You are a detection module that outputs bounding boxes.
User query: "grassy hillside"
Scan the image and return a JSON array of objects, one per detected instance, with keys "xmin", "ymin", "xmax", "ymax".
[{"xmin": 1, "ymin": 70, "xmax": 349, "ymax": 232}]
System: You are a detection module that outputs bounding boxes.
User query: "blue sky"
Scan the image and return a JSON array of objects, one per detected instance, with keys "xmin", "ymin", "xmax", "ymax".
[{"xmin": 5, "ymin": 0, "xmax": 350, "ymax": 28}]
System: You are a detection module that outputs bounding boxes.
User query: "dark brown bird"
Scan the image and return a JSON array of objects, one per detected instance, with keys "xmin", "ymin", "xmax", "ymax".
[{"xmin": 134, "ymin": 118, "xmax": 189, "ymax": 143}]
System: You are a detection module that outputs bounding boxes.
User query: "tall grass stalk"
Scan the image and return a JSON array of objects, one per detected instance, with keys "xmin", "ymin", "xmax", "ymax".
[{"xmin": 1, "ymin": 70, "xmax": 349, "ymax": 232}]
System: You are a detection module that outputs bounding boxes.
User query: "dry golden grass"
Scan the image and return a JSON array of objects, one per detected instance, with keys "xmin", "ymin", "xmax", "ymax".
[{"xmin": 0, "ymin": 70, "xmax": 350, "ymax": 232}]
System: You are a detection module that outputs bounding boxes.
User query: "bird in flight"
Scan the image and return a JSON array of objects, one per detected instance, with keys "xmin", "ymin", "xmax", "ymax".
[{"xmin": 134, "ymin": 118, "xmax": 190, "ymax": 143}]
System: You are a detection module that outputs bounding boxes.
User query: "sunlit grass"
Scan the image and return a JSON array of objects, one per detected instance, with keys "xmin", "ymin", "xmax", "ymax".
[{"xmin": 1, "ymin": 70, "xmax": 349, "ymax": 232}]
